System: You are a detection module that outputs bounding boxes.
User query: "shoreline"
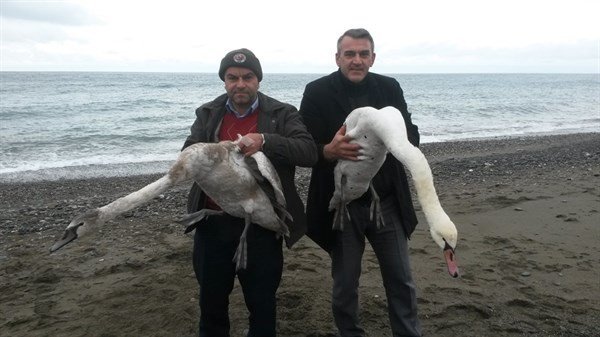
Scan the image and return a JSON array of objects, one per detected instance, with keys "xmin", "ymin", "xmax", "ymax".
[
  {"xmin": 1, "ymin": 132, "xmax": 599, "ymax": 336},
  {"xmin": 2, "ymin": 131, "xmax": 597, "ymax": 184}
]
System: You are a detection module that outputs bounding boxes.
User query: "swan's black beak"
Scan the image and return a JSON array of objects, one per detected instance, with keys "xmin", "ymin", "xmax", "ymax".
[
  {"xmin": 443, "ymin": 241, "xmax": 459, "ymax": 278},
  {"xmin": 49, "ymin": 225, "xmax": 80, "ymax": 253}
]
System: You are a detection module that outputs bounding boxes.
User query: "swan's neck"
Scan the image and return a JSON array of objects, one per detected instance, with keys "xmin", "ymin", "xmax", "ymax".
[
  {"xmin": 412, "ymin": 173, "xmax": 449, "ymax": 224},
  {"xmin": 98, "ymin": 175, "xmax": 174, "ymax": 221},
  {"xmin": 385, "ymin": 139, "xmax": 449, "ymax": 225}
]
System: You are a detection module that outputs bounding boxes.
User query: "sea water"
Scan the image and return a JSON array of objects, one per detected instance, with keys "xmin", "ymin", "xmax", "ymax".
[{"xmin": 1, "ymin": 72, "xmax": 598, "ymax": 182}]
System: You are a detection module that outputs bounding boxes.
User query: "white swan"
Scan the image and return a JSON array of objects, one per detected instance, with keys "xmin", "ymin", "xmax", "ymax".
[
  {"xmin": 329, "ymin": 106, "xmax": 459, "ymax": 278},
  {"xmin": 50, "ymin": 136, "xmax": 291, "ymax": 271}
]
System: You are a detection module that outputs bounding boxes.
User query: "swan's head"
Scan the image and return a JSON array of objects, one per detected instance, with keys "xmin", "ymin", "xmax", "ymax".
[
  {"xmin": 49, "ymin": 209, "xmax": 100, "ymax": 253},
  {"xmin": 430, "ymin": 217, "xmax": 459, "ymax": 278}
]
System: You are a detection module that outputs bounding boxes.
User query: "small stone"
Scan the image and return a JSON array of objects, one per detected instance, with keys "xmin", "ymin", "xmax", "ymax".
[{"xmin": 521, "ymin": 271, "xmax": 531, "ymax": 277}]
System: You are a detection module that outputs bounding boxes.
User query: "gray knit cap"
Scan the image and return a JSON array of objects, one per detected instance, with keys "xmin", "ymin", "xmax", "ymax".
[{"xmin": 218, "ymin": 48, "xmax": 263, "ymax": 82}]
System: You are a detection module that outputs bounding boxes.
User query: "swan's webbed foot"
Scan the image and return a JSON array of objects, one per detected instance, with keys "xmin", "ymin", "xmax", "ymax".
[
  {"xmin": 368, "ymin": 184, "xmax": 386, "ymax": 229},
  {"xmin": 178, "ymin": 209, "xmax": 224, "ymax": 233},
  {"xmin": 332, "ymin": 174, "xmax": 351, "ymax": 231},
  {"xmin": 332, "ymin": 203, "xmax": 351, "ymax": 232}
]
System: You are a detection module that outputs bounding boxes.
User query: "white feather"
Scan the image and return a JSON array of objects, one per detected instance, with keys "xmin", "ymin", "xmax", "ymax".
[{"xmin": 330, "ymin": 106, "xmax": 458, "ymax": 253}]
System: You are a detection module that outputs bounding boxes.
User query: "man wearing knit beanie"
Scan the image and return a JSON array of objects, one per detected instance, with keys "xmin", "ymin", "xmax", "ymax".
[{"xmin": 182, "ymin": 48, "xmax": 317, "ymax": 336}]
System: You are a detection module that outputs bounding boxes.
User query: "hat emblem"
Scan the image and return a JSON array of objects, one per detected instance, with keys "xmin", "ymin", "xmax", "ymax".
[{"xmin": 233, "ymin": 53, "xmax": 246, "ymax": 63}]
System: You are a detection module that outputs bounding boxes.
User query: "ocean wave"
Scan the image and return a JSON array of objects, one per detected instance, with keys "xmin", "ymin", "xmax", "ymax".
[
  {"xmin": 0, "ymin": 160, "xmax": 174, "ymax": 183},
  {"xmin": 2, "ymin": 72, "xmax": 598, "ymax": 178}
]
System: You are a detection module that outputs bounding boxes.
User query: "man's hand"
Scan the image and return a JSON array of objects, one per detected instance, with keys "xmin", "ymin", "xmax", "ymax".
[
  {"xmin": 237, "ymin": 133, "xmax": 264, "ymax": 156},
  {"xmin": 323, "ymin": 124, "xmax": 361, "ymax": 161}
]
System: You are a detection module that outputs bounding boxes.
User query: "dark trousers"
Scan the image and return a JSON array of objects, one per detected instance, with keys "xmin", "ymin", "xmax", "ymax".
[
  {"xmin": 331, "ymin": 197, "xmax": 421, "ymax": 337},
  {"xmin": 193, "ymin": 214, "xmax": 283, "ymax": 337}
]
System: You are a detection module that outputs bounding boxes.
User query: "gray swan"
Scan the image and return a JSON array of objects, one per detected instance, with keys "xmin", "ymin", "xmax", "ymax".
[
  {"xmin": 329, "ymin": 106, "xmax": 459, "ymax": 277},
  {"xmin": 50, "ymin": 136, "xmax": 290, "ymax": 270}
]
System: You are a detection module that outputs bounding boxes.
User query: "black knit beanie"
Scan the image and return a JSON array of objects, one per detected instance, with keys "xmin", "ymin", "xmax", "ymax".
[{"xmin": 218, "ymin": 48, "xmax": 263, "ymax": 82}]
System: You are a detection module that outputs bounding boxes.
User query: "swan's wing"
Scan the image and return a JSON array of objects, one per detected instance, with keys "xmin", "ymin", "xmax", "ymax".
[{"xmin": 246, "ymin": 152, "xmax": 286, "ymax": 207}]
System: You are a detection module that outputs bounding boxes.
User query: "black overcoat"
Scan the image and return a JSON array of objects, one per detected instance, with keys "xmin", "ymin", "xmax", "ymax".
[{"xmin": 299, "ymin": 70, "xmax": 420, "ymax": 252}]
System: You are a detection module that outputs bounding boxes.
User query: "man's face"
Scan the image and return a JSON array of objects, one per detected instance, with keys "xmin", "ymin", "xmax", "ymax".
[
  {"xmin": 335, "ymin": 36, "xmax": 376, "ymax": 83},
  {"xmin": 224, "ymin": 67, "xmax": 259, "ymax": 109}
]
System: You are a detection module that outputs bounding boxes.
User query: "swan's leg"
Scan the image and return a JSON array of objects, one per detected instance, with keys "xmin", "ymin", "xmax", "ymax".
[
  {"xmin": 343, "ymin": 202, "xmax": 351, "ymax": 228},
  {"xmin": 178, "ymin": 209, "xmax": 224, "ymax": 233},
  {"xmin": 368, "ymin": 184, "xmax": 385, "ymax": 229},
  {"xmin": 339, "ymin": 175, "xmax": 352, "ymax": 230},
  {"xmin": 234, "ymin": 216, "xmax": 252, "ymax": 271},
  {"xmin": 332, "ymin": 174, "xmax": 350, "ymax": 232},
  {"xmin": 332, "ymin": 207, "xmax": 342, "ymax": 231}
]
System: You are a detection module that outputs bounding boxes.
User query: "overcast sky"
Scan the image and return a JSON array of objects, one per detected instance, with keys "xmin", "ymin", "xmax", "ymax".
[{"xmin": 1, "ymin": 0, "xmax": 598, "ymax": 73}]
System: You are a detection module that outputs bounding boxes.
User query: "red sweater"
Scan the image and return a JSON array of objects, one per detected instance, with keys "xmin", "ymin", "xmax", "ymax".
[{"xmin": 218, "ymin": 109, "xmax": 259, "ymax": 141}]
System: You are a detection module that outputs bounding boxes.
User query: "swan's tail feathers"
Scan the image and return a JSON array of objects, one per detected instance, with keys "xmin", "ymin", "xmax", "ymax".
[
  {"xmin": 274, "ymin": 203, "xmax": 293, "ymax": 223},
  {"xmin": 275, "ymin": 218, "xmax": 291, "ymax": 240},
  {"xmin": 179, "ymin": 209, "xmax": 224, "ymax": 233},
  {"xmin": 273, "ymin": 205, "xmax": 291, "ymax": 238},
  {"xmin": 444, "ymin": 241, "xmax": 460, "ymax": 278},
  {"xmin": 233, "ymin": 216, "xmax": 252, "ymax": 271}
]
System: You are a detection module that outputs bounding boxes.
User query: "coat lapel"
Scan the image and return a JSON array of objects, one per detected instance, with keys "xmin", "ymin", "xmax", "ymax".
[
  {"xmin": 331, "ymin": 72, "xmax": 353, "ymax": 116},
  {"xmin": 257, "ymin": 92, "xmax": 273, "ymax": 133}
]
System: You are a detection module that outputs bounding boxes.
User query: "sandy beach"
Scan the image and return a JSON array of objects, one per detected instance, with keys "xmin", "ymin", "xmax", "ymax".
[{"xmin": 1, "ymin": 132, "xmax": 598, "ymax": 337}]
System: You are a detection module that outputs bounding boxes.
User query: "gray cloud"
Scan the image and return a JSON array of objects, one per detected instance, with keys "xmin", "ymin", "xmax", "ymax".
[
  {"xmin": 378, "ymin": 39, "xmax": 598, "ymax": 73},
  {"xmin": 0, "ymin": 1, "xmax": 99, "ymax": 26}
]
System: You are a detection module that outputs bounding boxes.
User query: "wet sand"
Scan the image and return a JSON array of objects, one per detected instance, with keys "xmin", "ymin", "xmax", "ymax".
[{"xmin": 1, "ymin": 133, "xmax": 598, "ymax": 337}]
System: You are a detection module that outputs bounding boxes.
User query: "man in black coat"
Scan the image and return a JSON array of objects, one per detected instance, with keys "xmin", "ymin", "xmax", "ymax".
[{"xmin": 300, "ymin": 29, "xmax": 422, "ymax": 337}]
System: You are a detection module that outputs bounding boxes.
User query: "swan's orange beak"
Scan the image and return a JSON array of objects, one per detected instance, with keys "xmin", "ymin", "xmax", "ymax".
[{"xmin": 443, "ymin": 241, "xmax": 459, "ymax": 278}]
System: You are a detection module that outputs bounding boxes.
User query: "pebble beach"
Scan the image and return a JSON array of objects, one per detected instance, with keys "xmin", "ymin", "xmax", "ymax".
[{"xmin": 1, "ymin": 132, "xmax": 599, "ymax": 337}]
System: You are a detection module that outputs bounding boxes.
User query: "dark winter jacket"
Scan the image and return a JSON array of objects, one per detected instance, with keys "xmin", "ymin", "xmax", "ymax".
[
  {"xmin": 182, "ymin": 92, "xmax": 317, "ymax": 247},
  {"xmin": 299, "ymin": 70, "xmax": 420, "ymax": 252}
]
